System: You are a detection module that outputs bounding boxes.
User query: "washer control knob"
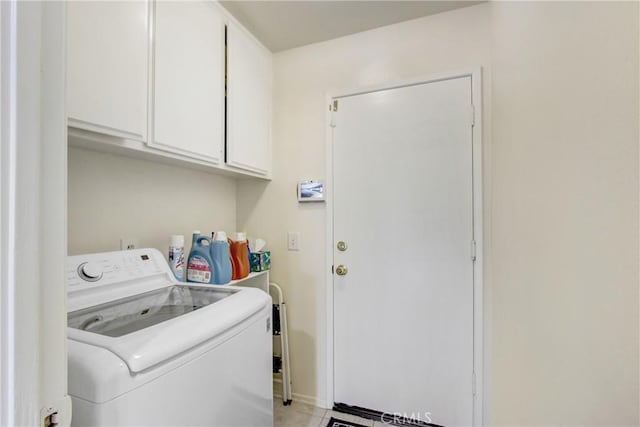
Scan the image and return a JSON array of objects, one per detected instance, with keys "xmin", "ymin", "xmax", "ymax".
[{"xmin": 78, "ymin": 262, "xmax": 103, "ymax": 282}]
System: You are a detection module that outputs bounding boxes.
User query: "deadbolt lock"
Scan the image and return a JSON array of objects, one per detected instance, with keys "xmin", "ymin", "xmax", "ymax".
[
  {"xmin": 335, "ymin": 265, "xmax": 348, "ymax": 276},
  {"xmin": 337, "ymin": 241, "xmax": 348, "ymax": 251}
]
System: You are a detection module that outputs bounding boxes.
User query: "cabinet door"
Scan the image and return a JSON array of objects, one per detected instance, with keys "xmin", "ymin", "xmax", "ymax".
[
  {"xmin": 227, "ymin": 21, "xmax": 272, "ymax": 176},
  {"xmin": 152, "ymin": 1, "xmax": 224, "ymax": 164},
  {"xmin": 67, "ymin": 1, "xmax": 149, "ymax": 141}
]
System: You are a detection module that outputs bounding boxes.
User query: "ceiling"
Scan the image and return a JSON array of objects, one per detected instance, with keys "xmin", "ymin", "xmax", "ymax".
[{"xmin": 219, "ymin": 1, "xmax": 483, "ymax": 52}]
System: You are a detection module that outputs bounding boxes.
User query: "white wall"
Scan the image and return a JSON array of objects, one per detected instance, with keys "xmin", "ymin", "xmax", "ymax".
[
  {"xmin": 68, "ymin": 147, "xmax": 237, "ymax": 255},
  {"xmin": 238, "ymin": 1, "xmax": 639, "ymax": 425},
  {"xmin": 490, "ymin": 2, "xmax": 639, "ymax": 425},
  {"xmin": 237, "ymin": 3, "xmax": 493, "ymax": 409}
]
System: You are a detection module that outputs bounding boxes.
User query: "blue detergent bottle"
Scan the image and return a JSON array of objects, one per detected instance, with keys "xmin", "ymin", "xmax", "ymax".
[
  {"xmin": 186, "ymin": 231, "xmax": 214, "ymax": 284},
  {"xmin": 210, "ymin": 231, "xmax": 232, "ymax": 285}
]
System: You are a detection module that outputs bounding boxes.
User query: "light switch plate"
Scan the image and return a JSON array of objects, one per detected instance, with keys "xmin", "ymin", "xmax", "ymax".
[{"xmin": 287, "ymin": 232, "xmax": 300, "ymax": 251}]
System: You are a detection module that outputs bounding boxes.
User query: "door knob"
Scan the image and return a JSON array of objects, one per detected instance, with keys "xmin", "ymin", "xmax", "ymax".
[
  {"xmin": 337, "ymin": 241, "xmax": 348, "ymax": 251},
  {"xmin": 335, "ymin": 265, "xmax": 348, "ymax": 276}
]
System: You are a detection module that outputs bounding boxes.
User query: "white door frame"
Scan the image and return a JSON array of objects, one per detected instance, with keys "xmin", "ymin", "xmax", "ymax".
[
  {"xmin": 1, "ymin": 2, "xmax": 70, "ymax": 425},
  {"xmin": 324, "ymin": 68, "xmax": 484, "ymax": 425}
]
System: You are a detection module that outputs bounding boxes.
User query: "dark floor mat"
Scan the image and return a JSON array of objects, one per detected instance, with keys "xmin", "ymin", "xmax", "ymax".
[
  {"xmin": 326, "ymin": 416, "xmax": 368, "ymax": 427},
  {"xmin": 332, "ymin": 403, "xmax": 444, "ymax": 427}
]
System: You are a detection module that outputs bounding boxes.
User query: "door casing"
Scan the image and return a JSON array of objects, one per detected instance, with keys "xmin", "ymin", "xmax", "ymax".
[
  {"xmin": 1, "ymin": 1, "xmax": 71, "ymax": 425},
  {"xmin": 324, "ymin": 68, "xmax": 484, "ymax": 426}
]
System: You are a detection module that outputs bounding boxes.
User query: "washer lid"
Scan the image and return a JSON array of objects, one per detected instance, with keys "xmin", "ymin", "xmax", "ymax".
[{"xmin": 67, "ymin": 285, "xmax": 270, "ymax": 373}]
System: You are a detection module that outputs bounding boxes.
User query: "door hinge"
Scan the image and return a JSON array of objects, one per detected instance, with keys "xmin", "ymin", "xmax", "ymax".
[
  {"xmin": 472, "ymin": 371, "xmax": 477, "ymax": 396},
  {"xmin": 470, "ymin": 240, "xmax": 477, "ymax": 262},
  {"xmin": 41, "ymin": 397, "xmax": 71, "ymax": 427},
  {"xmin": 331, "ymin": 265, "xmax": 334, "ymax": 274},
  {"xmin": 43, "ymin": 412, "xmax": 59, "ymax": 427},
  {"xmin": 470, "ymin": 104, "xmax": 475, "ymax": 127},
  {"xmin": 330, "ymin": 100, "xmax": 339, "ymax": 128}
]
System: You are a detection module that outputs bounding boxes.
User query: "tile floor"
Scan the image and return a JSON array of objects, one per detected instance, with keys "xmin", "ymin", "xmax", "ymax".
[{"xmin": 273, "ymin": 400, "xmax": 388, "ymax": 427}]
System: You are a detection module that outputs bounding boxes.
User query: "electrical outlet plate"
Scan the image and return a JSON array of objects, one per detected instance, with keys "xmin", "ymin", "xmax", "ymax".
[{"xmin": 120, "ymin": 237, "xmax": 139, "ymax": 250}]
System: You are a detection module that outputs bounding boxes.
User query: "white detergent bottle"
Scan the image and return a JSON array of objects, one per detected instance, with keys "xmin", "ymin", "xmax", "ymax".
[{"xmin": 168, "ymin": 235, "xmax": 185, "ymax": 281}]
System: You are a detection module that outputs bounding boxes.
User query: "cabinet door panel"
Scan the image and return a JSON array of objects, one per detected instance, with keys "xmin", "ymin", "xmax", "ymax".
[
  {"xmin": 67, "ymin": 1, "xmax": 149, "ymax": 140},
  {"xmin": 152, "ymin": 1, "xmax": 224, "ymax": 163},
  {"xmin": 227, "ymin": 22, "xmax": 272, "ymax": 175}
]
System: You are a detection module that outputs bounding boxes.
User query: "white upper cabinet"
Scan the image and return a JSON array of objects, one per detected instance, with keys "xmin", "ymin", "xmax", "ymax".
[
  {"xmin": 67, "ymin": 1, "xmax": 149, "ymax": 141},
  {"xmin": 226, "ymin": 21, "xmax": 272, "ymax": 176},
  {"xmin": 67, "ymin": 1, "xmax": 272, "ymax": 179},
  {"xmin": 151, "ymin": 1, "xmax": 225, "ymax": 164}
]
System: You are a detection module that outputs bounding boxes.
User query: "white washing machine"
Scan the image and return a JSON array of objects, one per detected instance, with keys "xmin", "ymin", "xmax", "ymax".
[{"xmin": 66, "ymin": 248, "xmax": 273, "ymax": 426}]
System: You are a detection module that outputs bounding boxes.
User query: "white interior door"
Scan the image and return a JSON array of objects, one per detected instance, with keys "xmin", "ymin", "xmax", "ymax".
[{"xmin": 332, "ymin": 76, "xmax": 475, "ymax": 426}]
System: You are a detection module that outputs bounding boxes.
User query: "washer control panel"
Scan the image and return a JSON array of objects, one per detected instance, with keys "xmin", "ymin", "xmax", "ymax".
[{"xmin": 66, "ymin": 248, "xmax": 168, "ymax": 291}]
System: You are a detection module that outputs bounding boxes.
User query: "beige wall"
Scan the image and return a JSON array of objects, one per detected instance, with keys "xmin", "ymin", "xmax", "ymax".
[
  {"xmin": 68, "ymin": 146, "xmax": 237, "ymax": 255},
  {"xmin": 239, "ymin": 1, "xmax": 639, "ymax": 425},
  {"xmin": 491, "ymin": 2, "xmax": 639, "ymax": 425}
]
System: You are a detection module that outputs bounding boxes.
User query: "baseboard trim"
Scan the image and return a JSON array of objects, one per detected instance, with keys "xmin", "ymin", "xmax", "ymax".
[
  {"xmin": 272, "ymin": 381, "xmax": 328, "ymax": 409},
  {"xmin": 292, "ymin": 392, "xmax": 327, "ymax": 408}
]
